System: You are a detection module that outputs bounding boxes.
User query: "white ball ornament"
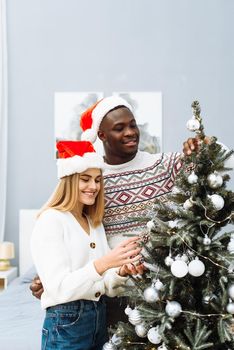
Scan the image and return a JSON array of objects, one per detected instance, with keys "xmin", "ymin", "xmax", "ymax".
[
  {"xmin": 155, "ymin": 279, "xmax": 164, "ymax": 291},
  {"xmin": 158, "ymin": 343, "xmax": 168, "ymax": 350},
  {"xmin": 188, "ymin": 171, "xmax": 198, "ymax": 184},
  {"xmin": 146, "ymin": 220, "xmax": 155, "ymax": 231},
  {"xmin": 124, "ymin": 305, "xmax": 132, "ymax": 315},
  {"xmin": 181, "ymin": 254, "xmax": 189, "ymax": 263},
  {"xmin": 203, "ymin": 234, "xmax": 211, "ymax": 245},
  {"xmin": 147, "ymin": 326, "xmax": 162, "ymax": 344},
  {"xmin": 208, "ymin": 194, "xmax": 224, "ymax": 211},
  {"xmin": 171, "ymin": 260, "xmax": 188, "ymax": 278},
  {"xmin": 207, "ymin": 173, "xmax": 223, "ymax": 189},
  {"xmin": 135, "ymin": 323, "xmax": 148, "ymax": 338},
  {"xmin": 227, "ymin": 237, "xmax": 234, "ymax": 254},
  {"xmin": 228, "ymin": 285, "xmax": 234, "ymax": 300},
  {"xmin": 183, "ymin": 198, "xmax": 193, "ymax": 210},
  {"xmin": 165, "ymin": 255, "xmax": 174, "ymax": 266},
  {"xmin": 186, "ymin": 118, "xmax": 200, "ymax": 131},
  {"xmin": 227, "ymin": 302, "xmax": 234, "ymax": 314},
  {"xmin": 144, "ymin": 285, "xmax": 159, "ymax": 303},
  {"xmin": 128, "ymin": 309, "xmax": 142, "ymax": 325},
  {"xmin": 165, "ymin": 300, "xmax": 182, "ymax": 318},
  {"xmin": 188, "ymin": 258, "xmax": 205, "ymax": 277}
]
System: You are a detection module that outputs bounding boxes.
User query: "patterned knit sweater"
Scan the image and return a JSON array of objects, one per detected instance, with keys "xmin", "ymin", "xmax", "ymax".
[{"xmin": 103, "ymin": 151, "xmax": 182, "ymax": 248}]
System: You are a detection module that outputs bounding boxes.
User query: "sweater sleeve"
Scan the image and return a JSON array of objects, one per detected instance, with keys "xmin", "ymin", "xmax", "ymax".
[
  {"xmin": 97, "ymin": 225, "xmax": 129, "ymax": 297},
  {"xmin": 31, "ymin": 210, "xmax": 105, "ymax": 305}
]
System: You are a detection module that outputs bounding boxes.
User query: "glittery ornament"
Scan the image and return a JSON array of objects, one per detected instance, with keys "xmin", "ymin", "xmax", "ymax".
[
  {"xmin": 144, "ymin": 285, "xmax": 159, "ymax": 303},
  {"xmin": 165, "ymin": 300, "xmax": 182, "ymax": 318},
  {"xmin": 135, "ymin": 323, "xmax": 148, "ymax": 338},
  {"xmin": 147, "ymin": 326, "xmax": 162, "ymax": 344},
  {"xmin": 207, "ymin": 172, "xmax": 223, "ymax": 189},
  {"xmin": 171, "ymin": 260, "xmax": 188, "ymax": 278},
  {"xmin": 186, "ymin": 118, "xmax": 200, "ymax": 131},
  {"xmin": 128, "ymin": 309, "xmax": 142, "ymax": 325},
  {"xmin": 188, "ymin": 258, "xmax": 205, "ymax": 277},
  {"xmin": 207, "ymin": 194, "xmax": 224, "ymax": 211},
  {"xmin": 187, "ymin": 171, "xmax": 198, "ymax": 184}
]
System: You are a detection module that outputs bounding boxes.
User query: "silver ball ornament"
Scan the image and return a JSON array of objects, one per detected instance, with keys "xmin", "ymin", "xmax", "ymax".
[
  {"xmin": 207, "ymin": 173, "xmax": 223, "ymax": 189},
  {"xmin": 128, "ymin": 309, "xmax": 142, "ymax": 325},
  {"xmin": 144, "ymin": 286, "xmax": 159, "ymax": 303},
  {"xmin": 227, "ymin": 302, "xmax": 234, "ymax": 314},
  {"xmin": 165, "ymin": 300, "xmax": 182, "ymax": 318},
  {"xmin": 186, "ymin": 118, "xmax": 200, "ymax": 131},
  {"xmin": 228, "ymin": 285, "xmax": 234, "ymax": 300},
  {"xmin": 171, "ymin": 260, "xmax": 188, "ymax": 278},
  {"xmin": 147, "ymin": 326, "xmax": 162, "ymax": 344},
  {"xmin": 187, "ymin": 171, "xmax": 198, "ymax": 184},
  {"xmin": 135, "ymin": 323, "xmax": 148, "ymax": 338},
  {"xmin": 158, "ymin": 343, "xmax": 168, "ymax": 350},
  {"xmin": 188, "ymin": 258, "xmax": 205, "ymax": 277},
  {"xmin": 208, "ymin": 194, "xmax": 224, "ymax": 211}
]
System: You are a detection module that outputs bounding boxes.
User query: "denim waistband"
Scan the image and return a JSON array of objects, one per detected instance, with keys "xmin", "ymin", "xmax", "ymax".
[{"xmin": 47, "ymin": 298, "xmax": 105, "ymax": 311}]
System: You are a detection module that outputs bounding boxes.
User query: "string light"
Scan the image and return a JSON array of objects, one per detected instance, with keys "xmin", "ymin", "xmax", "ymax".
[
  {"xmin": 176, "ymin": 232, "xmax": 230, "ymax": 271},
  {"xmin": 182, "ymin": 310, "xmax": 227, "ymax": 318}
]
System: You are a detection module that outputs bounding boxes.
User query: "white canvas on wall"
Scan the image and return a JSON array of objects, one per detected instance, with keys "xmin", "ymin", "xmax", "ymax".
[{"xmin": 113, "ymin": 92, "xmax": 162, "ymax": 153}]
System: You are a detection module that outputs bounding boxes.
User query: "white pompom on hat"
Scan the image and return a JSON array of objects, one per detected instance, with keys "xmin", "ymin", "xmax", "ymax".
[
  {"xmin": 56, "ymin": 140, "xmax": 105, "ymax": 179},
  {"xmin": 80, "ymin": 96, "xmax": 133, "ymax": 143}
]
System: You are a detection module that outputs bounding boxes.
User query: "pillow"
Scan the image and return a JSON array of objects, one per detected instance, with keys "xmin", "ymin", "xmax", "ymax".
[{"xmin": 20, "ymin": 265, "xmax": 38, "ymax": 283}]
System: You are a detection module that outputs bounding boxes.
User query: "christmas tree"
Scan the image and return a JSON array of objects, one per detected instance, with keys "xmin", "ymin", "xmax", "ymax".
[{"xmin": 103, "ymin": 101, "xmax": 234, "ymax": 350}]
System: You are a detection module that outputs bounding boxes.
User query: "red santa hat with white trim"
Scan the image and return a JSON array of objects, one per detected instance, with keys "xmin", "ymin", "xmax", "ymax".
[
  {"xmin": 80, "ymin": 96, "xmax": 133, "ymax": 143},
  {"xmin": 56, "ymin": 140, "xmax": 105, "ymax": 179}
]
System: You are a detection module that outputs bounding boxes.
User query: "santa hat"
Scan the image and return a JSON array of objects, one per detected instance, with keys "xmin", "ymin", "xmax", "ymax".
[
  {"xmin": 56, "ymin": 140, "xmax": 105, "ymax": 179},
  {"xmin": 80, "ymin": 96, "xmax": 132, "ymax": 143}
]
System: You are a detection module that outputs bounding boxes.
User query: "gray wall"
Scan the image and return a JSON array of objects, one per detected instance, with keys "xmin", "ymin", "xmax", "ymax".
[{"xmin": 5, "ymin": 0, "xmax": 234, "ymax": 266}]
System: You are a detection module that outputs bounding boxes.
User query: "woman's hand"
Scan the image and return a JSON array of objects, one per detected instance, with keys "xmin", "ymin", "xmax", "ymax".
[
  {"xmin": 118, "ymin": 262, "xmax": 146, "ymax": 277},
  {"xmin": 94, "ymin": 236, "xmax": 141, "ymax": 275}
]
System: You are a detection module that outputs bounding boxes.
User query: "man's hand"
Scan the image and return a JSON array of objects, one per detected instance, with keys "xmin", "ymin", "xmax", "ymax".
[
  {"xmin": 183, "ymin": 136, "xmax": 210, "ymax": 156},
  {"xmin": 30, "ymin": 275, "xmax": 44, "ymax": 299}
]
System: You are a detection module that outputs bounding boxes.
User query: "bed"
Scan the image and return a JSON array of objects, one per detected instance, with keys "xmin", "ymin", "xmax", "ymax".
[{"xmin": 0, "ymin": 210, "xmax": 44, "ymax": 350}]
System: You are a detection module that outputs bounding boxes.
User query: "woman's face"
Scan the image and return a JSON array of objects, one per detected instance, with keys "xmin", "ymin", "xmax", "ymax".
[{"xmin": 78, "ymin": 168, "xmax": 102, "ymax": 206}]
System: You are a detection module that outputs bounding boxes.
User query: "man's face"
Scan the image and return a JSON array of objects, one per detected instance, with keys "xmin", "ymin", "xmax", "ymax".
[{"xmin": 98, "ymin": 107, "xmax": 140, "ymax": 158}]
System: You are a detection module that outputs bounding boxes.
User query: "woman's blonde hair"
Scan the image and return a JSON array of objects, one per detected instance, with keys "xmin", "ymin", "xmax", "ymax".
[{"xmin": 39, "ymin": 172, "xmax": 105, "ymax": 227}]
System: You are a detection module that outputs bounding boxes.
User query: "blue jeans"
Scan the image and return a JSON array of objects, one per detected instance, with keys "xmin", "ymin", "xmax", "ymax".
[{"xmin": 41, "ymin": 299, "xmax": 108, "ymax": 350}]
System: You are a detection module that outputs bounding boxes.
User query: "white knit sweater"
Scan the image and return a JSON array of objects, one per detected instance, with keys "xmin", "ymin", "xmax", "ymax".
[{"xmin": 31, "ymin": 209, "xmax": 127, "ymax": 309}]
